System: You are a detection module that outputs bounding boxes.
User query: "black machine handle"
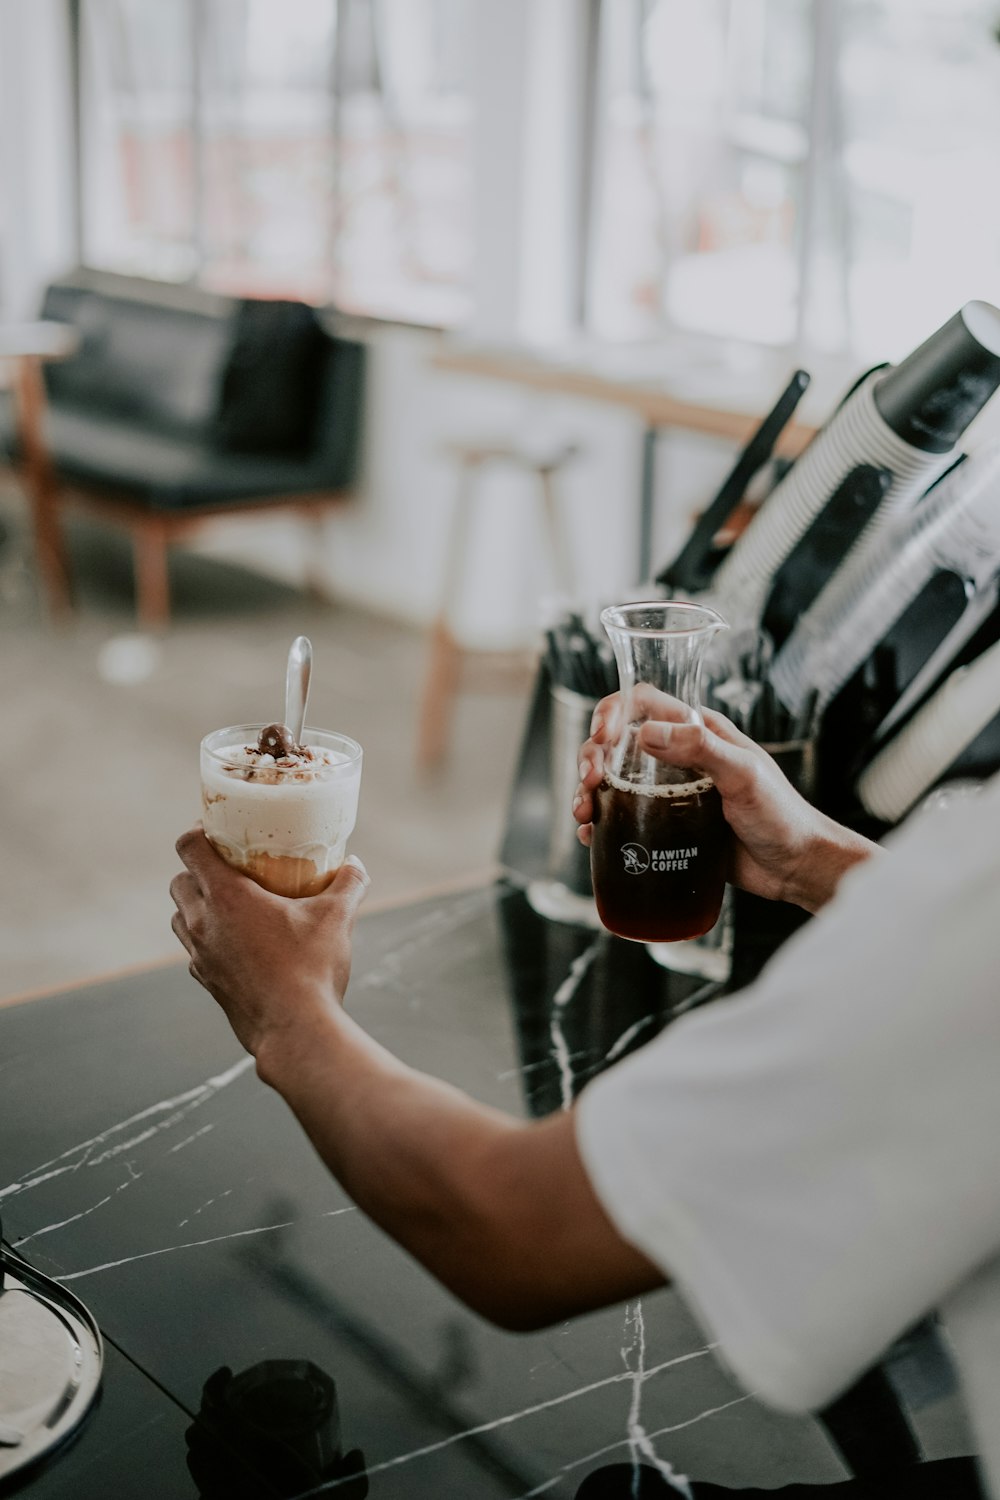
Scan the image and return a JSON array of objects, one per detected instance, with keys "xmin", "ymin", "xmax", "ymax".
[
  {"xmin": 656, "ymin": 368, "xmax": 810, "ymax": 594},
  {"xmin": 761, "ymin": 463, "xmax": 893, "ymax": 651}
]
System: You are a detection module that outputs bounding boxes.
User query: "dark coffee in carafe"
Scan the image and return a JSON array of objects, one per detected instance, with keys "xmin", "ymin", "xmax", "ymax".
[{"xmin": 591, "ymin": 772, "xmax": 729, "ymax": 943}]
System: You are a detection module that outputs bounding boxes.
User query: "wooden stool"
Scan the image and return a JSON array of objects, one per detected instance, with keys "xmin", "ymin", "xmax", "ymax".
[{"xmin": 417, "ymin": 440, "xmax": 578, "ymax": 768}]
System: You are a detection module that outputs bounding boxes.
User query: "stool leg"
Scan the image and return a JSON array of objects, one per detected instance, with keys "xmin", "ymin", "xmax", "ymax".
[
  {"xmin": 301, "ymin": 505, "xmax": 334, "ymax": 603},
  {"xmin": 417, "ymin": 457, "xmax": 480, "ymax": 768},
  {"xmin": 14, "ymin": 355, "xmax": 73, "ymax": 617},
  {"xmin": 133, "ymin": 517, "xmax": 171, "ymax": 632},
  {"xmin": 417, "ymin": 618, "xmax": 463, "ymax": 768},
  {"xmin": 538, "ymin": 465, "xmax": 574, "ymax": 598}
]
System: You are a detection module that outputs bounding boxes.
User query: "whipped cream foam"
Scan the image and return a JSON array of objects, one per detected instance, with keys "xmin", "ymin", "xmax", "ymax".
[{"xmin": 212, "ymin": 742, "xmax": 349, "ymax": 781}]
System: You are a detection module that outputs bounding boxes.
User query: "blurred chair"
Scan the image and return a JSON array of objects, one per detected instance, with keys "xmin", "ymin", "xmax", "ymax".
[
  {"xmin": 0, "ymin": 270, "xmax": 365, "ymax": 629},
  {"xmin": 0, "ymin": 317, "xmax": 80, "ymax": 616},
  {"xmin": 417, "ymin": 439, "xmax": 578, "ymax": 768}
]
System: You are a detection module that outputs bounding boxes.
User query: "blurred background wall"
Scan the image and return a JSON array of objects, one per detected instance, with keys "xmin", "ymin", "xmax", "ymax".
[
  {"xmin": 5, "ymin": 0, "xmax": 1000, "ymax": 996},
  {"xmin": 6, "ymin": 0, "xmax": 999, "ymax": 648}
]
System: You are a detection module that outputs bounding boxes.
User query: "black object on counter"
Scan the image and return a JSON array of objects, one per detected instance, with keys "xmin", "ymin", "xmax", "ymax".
[
  {"xmin": 186, "ymin": 1360, "xmax": 368, "ymax": 1499},
  {"xmin": 816, "ymin": 569, "xmax": 976, "ymax": 821},
  {"xmin": 656, "ymin": 369, "xmax": 811, "ymax": 594},
  {"xmin": 501, "ymin": 662, "xmax": 557, "ymax": 884},
  {"xmin": 819, "ymin": 1366, "xmax": 922, "ymax": 1482},
  {"xmin": 761, "ymin": 464, "xmax": 892, "ymax": 652},
  {"xmin": 575, "ymin": 1465, "xmax": 682, "ymax": 1495},
  {"xmin": 729, "ymin": 887, "xmax": 810, "ymax": 993},
  {"xmin": 544, "ymin": 613, "xmax": 617, "ymax": 701},
  {"xmin": 573, "ymin": 1453, "xmax": 984, "ymax": 1498},
  {"xmin": 873, "ymin": 302, "xmax": 1000, "ymax": 453}
]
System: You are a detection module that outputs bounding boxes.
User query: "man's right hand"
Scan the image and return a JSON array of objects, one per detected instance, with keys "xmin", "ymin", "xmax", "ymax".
[
  {"xmin": 573, "ymin": 689, "xmax": 878, "ymax": 913},
  {"xmin": 171, "ymin": 830, "xmax": 370, "ymax": 1067}
]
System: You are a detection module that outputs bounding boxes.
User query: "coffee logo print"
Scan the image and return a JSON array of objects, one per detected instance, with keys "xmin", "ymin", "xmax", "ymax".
[{"xmin": 621, "ymin": 843, "xmax": 650, "ymax": 874}]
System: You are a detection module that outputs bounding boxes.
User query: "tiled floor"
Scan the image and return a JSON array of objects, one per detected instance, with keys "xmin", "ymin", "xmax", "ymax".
[{"xmin": 0, "ymin": 492, "xmax": 531, "ymax": 1000}]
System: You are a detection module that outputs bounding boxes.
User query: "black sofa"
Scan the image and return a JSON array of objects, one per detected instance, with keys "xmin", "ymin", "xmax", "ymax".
[{"xmin": 0, "ymin": 268, "xmax": 365, "ymax": 626}]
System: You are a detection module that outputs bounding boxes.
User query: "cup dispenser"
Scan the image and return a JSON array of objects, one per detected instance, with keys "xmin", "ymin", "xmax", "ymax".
[{"xmin": 502, "ymin": 301, "xmax": 1000, "ymax": 929}]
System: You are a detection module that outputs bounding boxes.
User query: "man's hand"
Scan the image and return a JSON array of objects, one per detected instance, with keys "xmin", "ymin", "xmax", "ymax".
[
  {"xmin": 169, "ymin": 829, "xmax": 662, "ymax": 1331},
  {"xmin": 170, "ymin": 829, "xmax": 370, "ymax": 1058},
  {"xmin": 573, "ymin": 689, "xmax": 877, "ymax": 913}
]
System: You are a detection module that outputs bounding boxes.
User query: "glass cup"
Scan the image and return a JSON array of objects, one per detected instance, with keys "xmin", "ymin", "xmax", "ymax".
[
  {"xmin": 590, "ymin": 602, "xmax": 730, "ymax": 943},
  {"xmin": 200, "ymin": 725, "xmax": 363, "ymax": 898}
]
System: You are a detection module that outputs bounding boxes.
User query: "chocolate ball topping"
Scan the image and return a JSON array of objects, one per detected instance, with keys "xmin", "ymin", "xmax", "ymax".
[{"xmin": 257, "ymin": 722, "xmax": 302, "ymax": 758}]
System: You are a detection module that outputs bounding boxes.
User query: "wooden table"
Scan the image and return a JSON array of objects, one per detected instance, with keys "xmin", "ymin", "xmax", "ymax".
[
  {"xmin": 0, "ymin": 321, "xmax": 80, "ymax": 617},
  {"xmin": 433, "ymin": 339, "xmax": 834, "ymax": 580}
]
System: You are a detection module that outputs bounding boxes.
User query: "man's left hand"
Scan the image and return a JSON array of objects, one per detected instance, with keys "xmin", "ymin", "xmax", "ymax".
[{"xmin": 170, "ymin": 829, "xmax": 370, "ymax": 1058}]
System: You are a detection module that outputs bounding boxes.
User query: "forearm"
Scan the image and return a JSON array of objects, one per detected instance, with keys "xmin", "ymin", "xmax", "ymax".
[
  {"xmin": 256, "ymin": 1000, "xmax": 520, "ymax": 1313},
  {"xmin": 255, "ymin": 999, "xmax": 660, "ymax": 1328},
  {"xmin": 785, "ymin": 816, "xmax": 880, "ymax": 914}
]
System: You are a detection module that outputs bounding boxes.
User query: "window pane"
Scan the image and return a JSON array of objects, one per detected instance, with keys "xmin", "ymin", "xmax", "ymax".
[
  {"xmin": 588, "ymin": 0, "xmax": 812, "ymax": 345},
  {"xmin": 330, "ymin": 0, "xmax": 474, "ymax": 323},
  {"xmin": 80, "ymin": 0, "xmax": 198, "ymax": 280},
  {"xmin": 78, "ymin": 0, "xmax": 474, "ymax": 323},
  {"xmin": 840, "ymin": 0, "xmax": 1000, "ymax": 360},
  {"xmin": 199, "ymin": 0, "xmax": 338, "ymax": 301},
  {"xmin": 589, "ymin": 0, "xmax": 1000, "ymax": 357},
  {"xmin": 199, "ymin": 0, "xmax": 473, "ymax": 317}
]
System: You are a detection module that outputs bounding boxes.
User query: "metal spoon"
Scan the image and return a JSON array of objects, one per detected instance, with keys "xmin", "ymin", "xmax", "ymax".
[{"xmin": 284, "ymin": 636, "xmax": 313, "ymax": 747}]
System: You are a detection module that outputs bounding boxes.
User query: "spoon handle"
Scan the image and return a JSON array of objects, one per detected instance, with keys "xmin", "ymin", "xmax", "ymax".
[{"xmin": 284, "ymin": 636, "xmax": 313, "ymax": 745}]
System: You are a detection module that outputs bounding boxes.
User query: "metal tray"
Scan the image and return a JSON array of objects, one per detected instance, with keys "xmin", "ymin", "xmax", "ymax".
[{"xmin": 0, "ymin": 1239, "xmax": 103, "ymax": 1484}]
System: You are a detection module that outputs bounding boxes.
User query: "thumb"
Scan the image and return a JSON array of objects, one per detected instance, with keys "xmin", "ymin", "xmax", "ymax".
[
  {"xmin": 176, "ymin": 826, "xmax": 248, "ymax": 895},
  {"xmin": 316, "ymin": 855, "xmax": 371, "ymax": 926},
  {"xmin": 638, "ymin": 719, "xmax": 757, "ymax": 802}
]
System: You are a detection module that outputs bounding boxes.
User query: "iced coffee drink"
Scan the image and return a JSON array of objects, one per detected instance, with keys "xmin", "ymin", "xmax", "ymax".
[{"xmin": 200, "ymin": 722, "xmax": 362, "ymax": 898}]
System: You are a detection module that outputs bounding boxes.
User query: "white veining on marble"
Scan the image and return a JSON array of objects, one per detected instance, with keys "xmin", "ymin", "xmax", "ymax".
[
  {"xmin": 515, "ymin": 1470, "xmax": 565, "ymax": 1495},
  {"xmin": 622, "ymin": 1299, "xmax": 692, "ymax": 1498},
  {"xmin": 352, "ymin": 888, "xmax": 494, "ymax": 998},
  {"xmin": 605, "ymin": 978, "xmax": 720, "ymax": 1068},
  {"xmin": 167, "ymin": 1124, "xmax": 215, "ymax": 1154},
  {"xmin": 605, "ymin": 1016, "xmax": 656, "ymax": 1063},
  {"xmin": 645, "ymin": 1393, "xmax": 751, "ymax": 1444},
  {"xmin": 300, "ymin": 1345, "xmax": 714, "ymax": 1495},
  {"xmin": 177, "ymin": 1188, "xmax": 232, "ymax": 1228},
  {"xmin": 550, "ymin": 941, "xmax": 602, "ymax": 1110},
  {"xmin": 87, "ymin": 1110, "xmax": 198, "ymax": 1166},
  {"xmin": 549, "ymin": 1021, "xmax": 575, "ymax": 1111},
  {"xmin": 12, "ymin": 1167, "xmax": 147, "ymax": 1248},
  {"xmin": 512, "ymin": 1393, "xmax": 752, "ymax": 1497},
  {"xmin": 58, "ymin": 1204, "xmax": 358, "ymax": 1282},
  {"xmin": 0, "ymin": 1055, "xmax": 254, "ymax": 1202},
  {"xmin": 552, "ymin": 942, "xmax": 601, "ymax": 1013},
  {"xmin": 497, "ymin": 1052, "xmax": 591, "ymax": 1082},
  {"xmin": 12, "ymin": 1193, "xmax": 114, "ymax": 1246},
  {"xmin": 668, "ymin": 977, "xmax": 723, "ymax": 1020}
]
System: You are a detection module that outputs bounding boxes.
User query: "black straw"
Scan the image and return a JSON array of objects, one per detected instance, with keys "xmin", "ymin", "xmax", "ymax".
[
  {"xmin": 544, "ymin": 612, "xmax": 618, "ymax": 699},
  {"xmin": 656, "ymin": 368, "xmax": 811, "ymax": 592}
]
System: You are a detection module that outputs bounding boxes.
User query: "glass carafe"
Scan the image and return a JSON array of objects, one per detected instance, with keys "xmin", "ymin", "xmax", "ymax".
[{"xmin": 591, "ymin": 601, "xmax": 730, "ymax": 943}]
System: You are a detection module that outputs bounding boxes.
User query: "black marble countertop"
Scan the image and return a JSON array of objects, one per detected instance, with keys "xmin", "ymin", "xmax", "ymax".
[{"xmin": 0, "ymin": 880, "xmax": 972, "ymax": 1499}]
